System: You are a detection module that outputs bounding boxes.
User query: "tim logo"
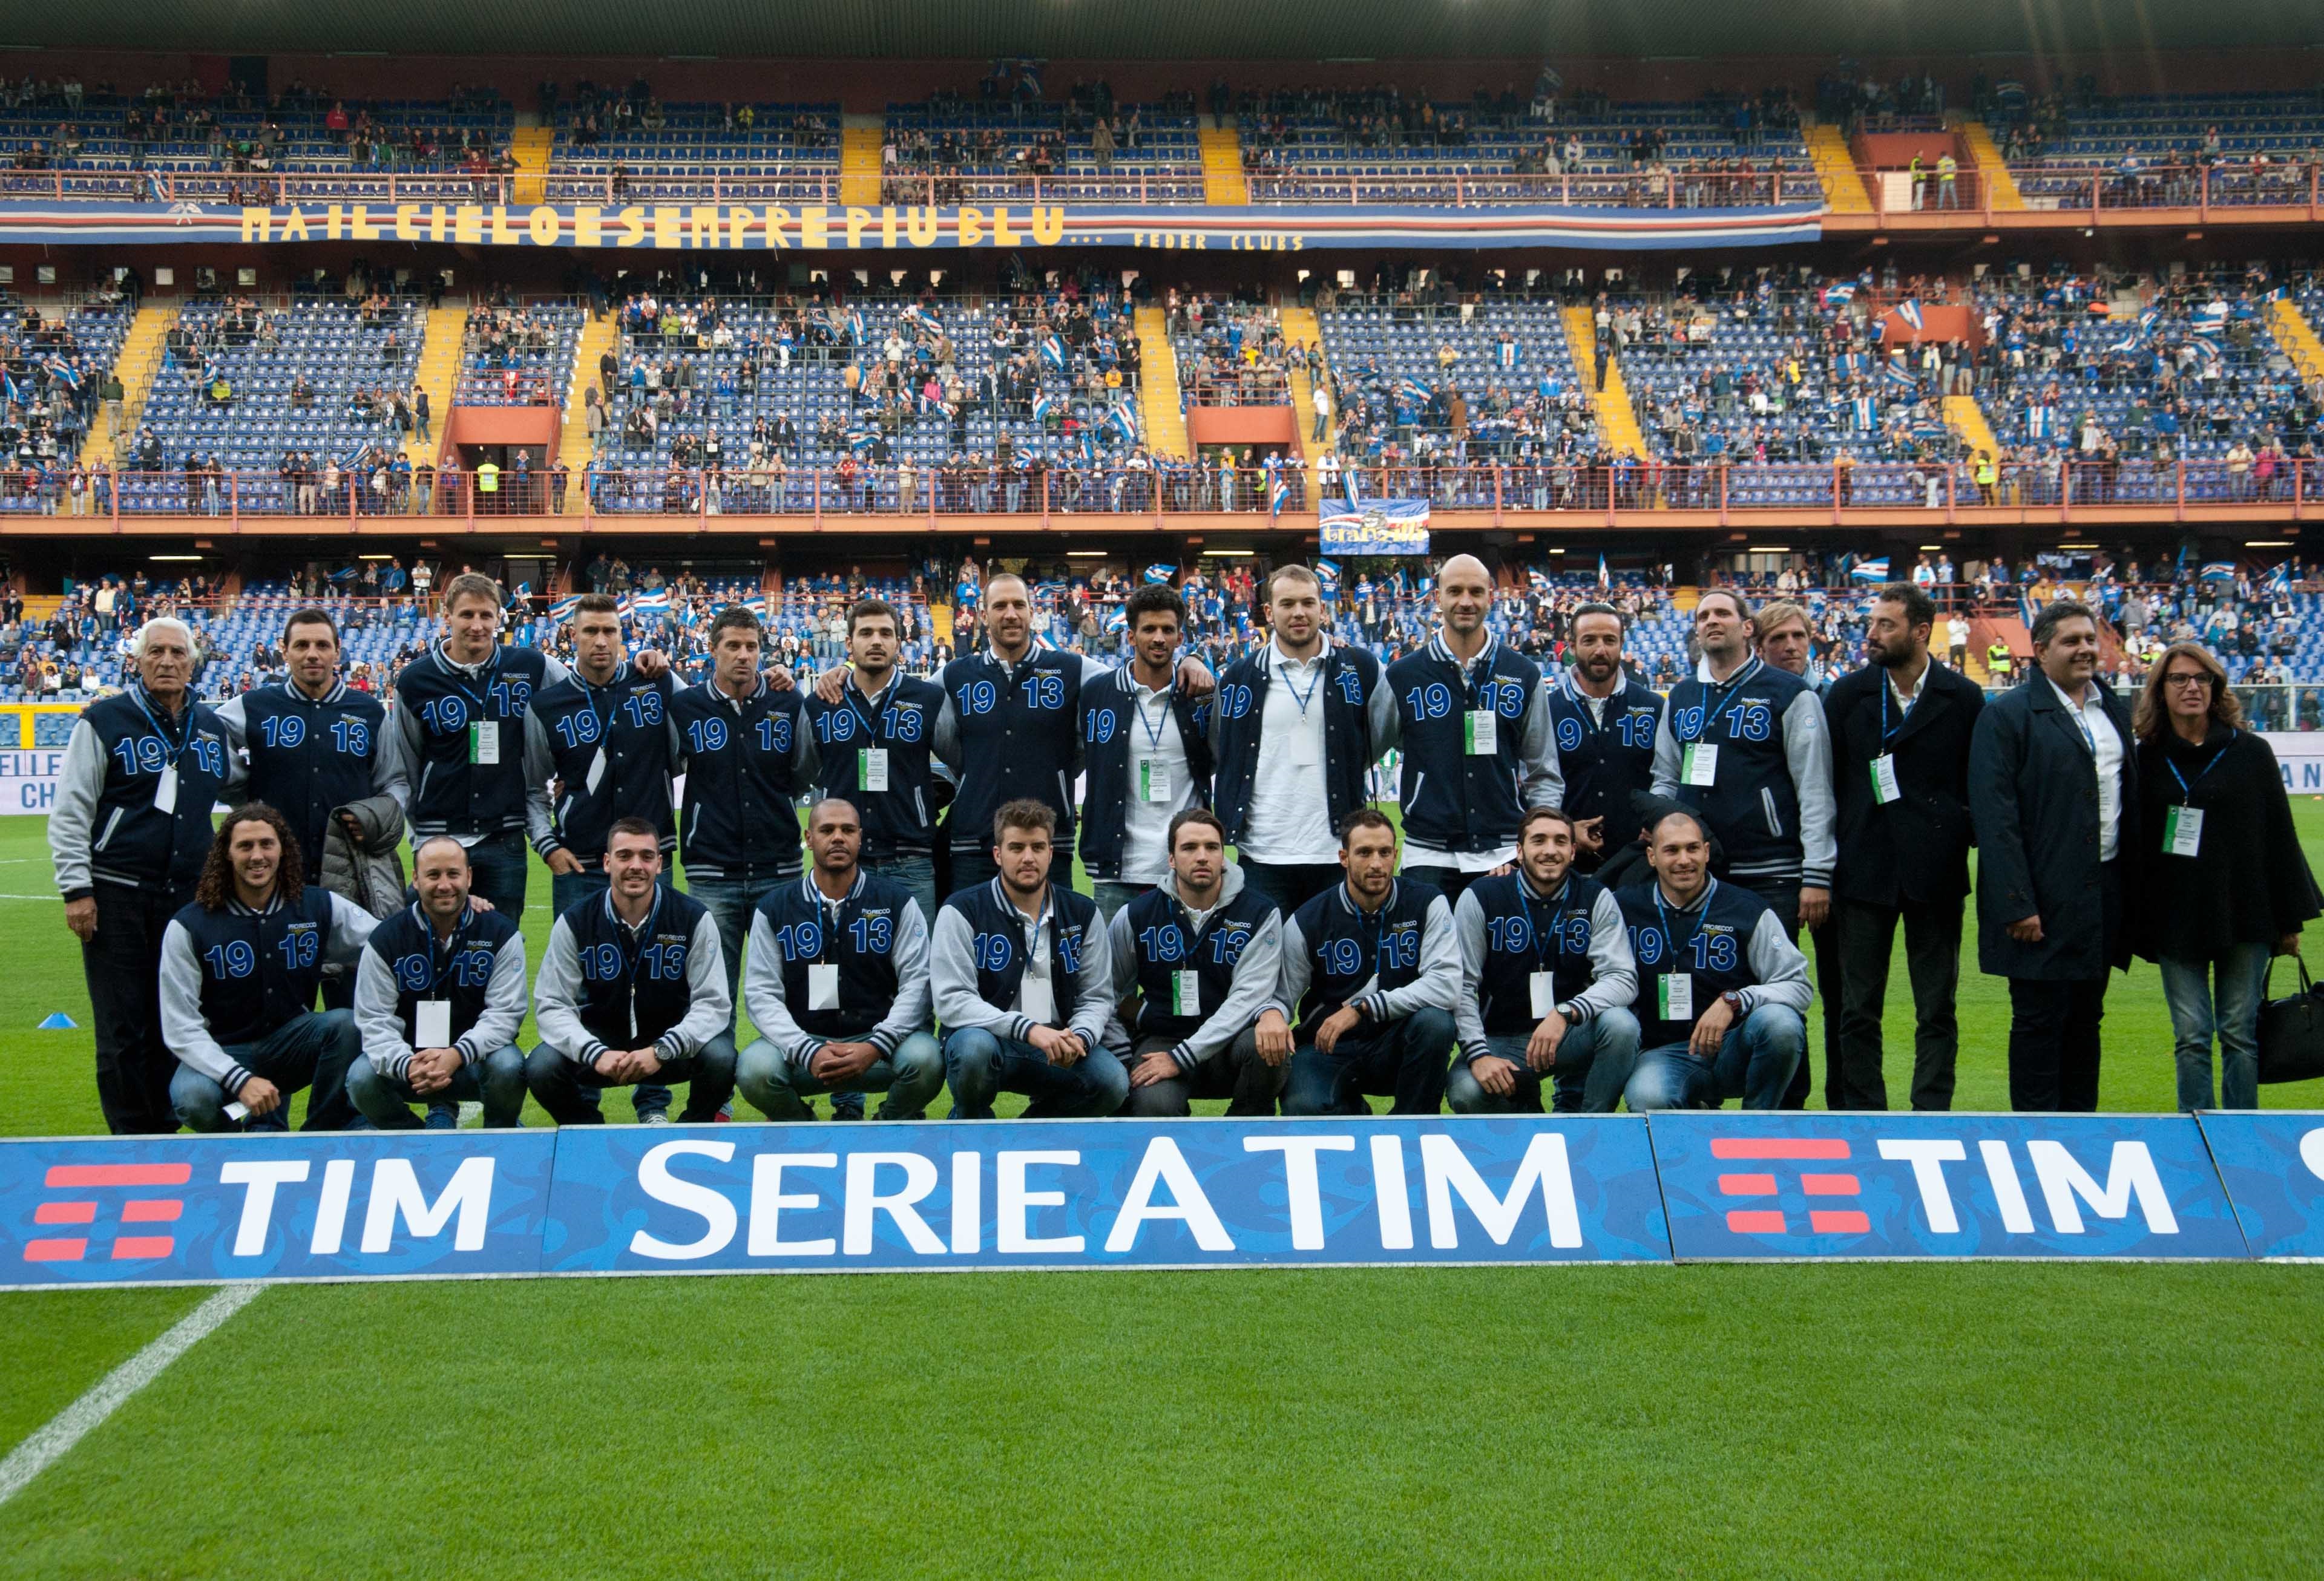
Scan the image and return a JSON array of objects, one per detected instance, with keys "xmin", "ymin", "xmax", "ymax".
[
  {"xmin": 1712, "ymin": 1137, "xmax": 1868, "ymax": 1235},
  {"xmin": 24, "ymin": 1163, "xmax": 189, "ymax": 1264}
]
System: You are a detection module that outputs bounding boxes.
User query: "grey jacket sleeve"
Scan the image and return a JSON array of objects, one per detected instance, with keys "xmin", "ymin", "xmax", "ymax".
[
  {"xmin": 1356, "ymin": 895, "xmax": 1463, "ymax": 1023},
  {"xmin": 869, "ymin": 900, "xmax": 932, "ymax": 1055},
  {"xmin": 1366, "ymin": 666, "xmax": 1400, "ymax": 761},
  {"xmin": 1570, "ymin": 888, "xmax": 1639, "ymax": 1024},
  {"xmin": 1736, "ymin": 910, "xmax": 1813, "ymax": 1020},
  {"xmin": 654, "ymin": 911, "xmax": 732, "ymax": 1062},
  {"xmin": 532, "ymin": 915, "xmax": 602, "ymax": 1064},
  {"xmin": 371, "ymin": 710, "xmax": 411, "ymax": 810},
  {"xmin": 1170, "ymin": 910, "xmax": 1284, "ymax": 1073},
  {"xmin": 214, "ymin": 692, "xmax": 250, "ymax": 774},
  {"xmin": 930, "ymin": 904, "xmax": 1020, "ymax": 1038},
  {"xmin": 1649, "ymin": 704, "xmax": 1682, "ymax": 797},
  {"xmin": 1452, "ymin": 889, "xmax": 1492, "ymax": 1060},
  {"xmin": 459, "ymin": 936, "xmax": 530, "ymax": 1063},
  {"xmin": 1782, "ymin": 689, "xmax": 1837, "ymax": 889},
  {"xmin": 539, "ymin": 652, "xmax": 574, "ymax": 688},
  {"xmin": 326, "ymin": 894, "xmax": 379, "ymax": 966},
  {"xmin": 522, "ymin": 710, "xmax": 561, "ymax": 857},
  {"xmin": 159, "ymin": 918, "xmax": 246, "ymax": 1091},
  {"xmin": 931, "ymin": 692, "xmax": 963, "ymax": 774},
  {"xmin": 741, "ymin": 910, "xmax": 815, "ymax": 1060},
  {"xmin": 1274, "ymin": 911, "xmax": 1312, "ymax": 1026},
  {"xmin": 1517, "ymin": 680, "xmax": 1564, "ymax": 810},
  {"xmin": 1066, "ymin": 911, "xmax": 1115, "ymax": 1052},
  {"xmin": 48, "ymin": 716, "xmax": 103, "ymax": 899},
  {"xmin": 389, "ymin": 688, "xmax": 427, "ymax": 814},
  {"xmin": 352, "ymin": 944, "xmax": 414, "ymax": 1079}
]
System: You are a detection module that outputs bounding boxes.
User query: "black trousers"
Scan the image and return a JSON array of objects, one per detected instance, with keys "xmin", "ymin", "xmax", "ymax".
[
  {"xmin": 1748, "ymin": 877, "xmax": 1837, "ymax": 1111},
  {"xmin": 2006, "ymin": 862, "xmax": 2121, "ymax": 1113},
  {"xmin": 1401, "ymin": 865, "xmax": 1487, "ymax": 903},
  {"xmin": 84, "ymin": 879, "xmax": 195, "ymax": 1134},
  {"xmin": 1833, "ymin": 895, "xmax": 1965, "ymax": 1110}
]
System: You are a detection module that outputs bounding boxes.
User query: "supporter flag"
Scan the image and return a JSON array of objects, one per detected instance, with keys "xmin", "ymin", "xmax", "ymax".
[
  {"xmin": 916, "ymin": 385, "xmax": 940, "ymax": 416},
  {"xmin": 1039, "ymin": 334, "xmax": 1066, "ymax": 373},
  {"xmin": 632, "ymin": 590, "xmax": 671, "ymax": 616},
  {"xmin": 1897, "ymin": 299, "xmax": 1924, "ymax": 334},
  {"xmin": 1882, "ymin": 361, "xmax": 1915, "ymax": 389},
  {"xmin": 0, "ymin": 368, "xmax": 18, "ymax": 405},
  {"xmin": 1105, "ymin": 606, "xmax": 1128, "ymax": 633},
  {"xmin": 1031, "ymin": 391, "xmax": 1054, "ymax": 426},
  {"xmin": 901, "ymin": 303, "xmax": 936, "ymax": 336},
  {"xmin": 743, "ymin": 595, "xmax": 769, "ymax": 618},
  {"xmin": 2199, "ymin": 562, "xmax": 2237, "ymax": 582},
  {"xmin": 1821, "ymin": 282, "xmax": 1857, "ymax": 307},
  {"xmin": 1597, "ymin": 554, "xmax": 1610, "ymax": 589},
  {"xmin": 2269, "ymin": 561, "xmax": 2292, "ymax": 593},
  {"xmin": 1527, "ymin": 568, "xmax": 1551, "ymax": 590},
  {"xmin": 1107, "ymin": 399, "xmax": 1139, "ymax": 444},
  {"xmin": 1268, "ymin": 461, "xmax": 1290, "ymax": 520},
  {"xmin": 1850, "ymin": 557, "xmax": 1891, "ymax": 581},
  {"xmin": 1314, "ymin": 558, "xmax": 1342, "ymax": 593},
  {"xmin": 1144, "ymin": 564, "xmax": 1176, "ymax": 584},
  {"xmin": 44, "ymin": 357, "xmax": 79, "ymax": 390},
  {"xmin": 548, "ymin": 594, "xmax": 582, "ymax": 621},
  {"xmin": 1018, "ymin": 59, "xmax": 1044, "ymax": 99},
  {"xmin": 1850, "ymin": 394, "xmax": 1877, "ymax": 430},
  {"xmin": 1395, "ymin": 376, "xmax": 1430, "ymax": 409},
  {"xmin": 846, "ymin": 427, "xmax": 878, "ymax": 452}
]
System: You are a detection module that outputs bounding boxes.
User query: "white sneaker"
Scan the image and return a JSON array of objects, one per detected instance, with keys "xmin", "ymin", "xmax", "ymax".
[{"xmin": 640, "ymin": 1110, "xmax": 672, "ymax": 1125}]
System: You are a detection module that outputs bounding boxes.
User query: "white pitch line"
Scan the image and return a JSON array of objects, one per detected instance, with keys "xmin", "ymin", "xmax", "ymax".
[{"xmin": 0, "ymin": 1283, "xmax": 263, "ymax": 1507}]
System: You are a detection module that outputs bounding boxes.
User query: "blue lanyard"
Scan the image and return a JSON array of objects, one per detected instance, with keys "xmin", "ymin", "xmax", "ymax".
[
  {"xmin": 442, "ymin": 646, "xmax": 503, "ymax": 719},
  {"xmin": 606, "ymin": 889, "xmax": 662, "ymax": 982},
  {"xmin": 1878, "ymin": 679, "xmax": 1913, "ymax": 747},
  {"xmin": 1561, "ymin": 673, "xmax": 1618, "ymax": 736},
  {"xmin": 842, "ymin": 673, "xmax": 888, "ymax": 737},
  {"xmin": 128, "ymin": 684, "xmax": 192, "ymax": 768},
  {"xmin": 421, "ymin": 908, "xmax": 479, "ymax": 993},
  {"xmin": 1653, "ymin": 877, "xmax": 1719, "ymax": 967},
  {"xmin": 1269, "ymin": 648, "xmax": 1325, "ymax": 720},
  {"xmin": 1132, "ymin": 681, "xmax": 1174, "ymax": 752},
  {"xmin": 2058, "ymin": 687, "xmax": 2098, "ymax": 755},
  {"xmin": 577, "ymin": 663, "xmax": 626, "ymax": 742},
  {"xmin": 1520, "ymin": 877, "xmax": 1579, "ymax": 971},
  {"xmin": 2167, "ymin": 748, "xmax": 2228, "ymax": 803},
  {"xmin": 1687, "ymin": 658, "xmax": 1761, "ymax": 744}
]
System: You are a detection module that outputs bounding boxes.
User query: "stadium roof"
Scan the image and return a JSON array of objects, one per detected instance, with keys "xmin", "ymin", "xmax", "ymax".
[{"xmin": 13, "ymin": 0, "xmax": 2323, "ymax": 63}]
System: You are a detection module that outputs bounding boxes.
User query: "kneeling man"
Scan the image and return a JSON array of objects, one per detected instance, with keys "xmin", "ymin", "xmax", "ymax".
[
  {"xmin": 1279, "ymin": 809, "xmax": 1460, "ymax": 1116},
  {"xmin": 1449, "ymin": 807, "xmax": 1641, "ymax": 1113},
  {"xmin": 1107, "ymin": 808, "xmax": 1290, "ymax": 1117},
  {"xmin": 348, "ymin": 834, "xmax": 529, "ymax": 1128},
  {"xmin": 933, "ymin": 799, "xmax": 1125, "ymax": 1118},
  {"xmin": 1615, "ymin": 809, "xmax": 1810, "ymax": 1110},
  {"xmin": 737, "ymin": 797, "xmax": 942, "ymax": 1120},
  {"xmin": 527, "ymin": 817, "xmax": 737, "ymax": 1123},
  {"xmin": 161, "ymin": 804, "xmax": 378, "ymax": 1131}
]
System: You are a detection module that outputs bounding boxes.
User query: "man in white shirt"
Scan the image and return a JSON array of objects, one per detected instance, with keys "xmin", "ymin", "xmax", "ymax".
[
  {"xmin": 1946, "ymin": 612, "xmax": 1969, "ymax": 669},
  {"xmin": 1967, "ymin": 600, "xmax": 2141, "ymax": 1111},
  {"xmin": 1209, "ymin": 563, "xmax": 1396, "ymax": 917},
  {"xmin": 1080, "ymin": 585, "xmax": 1210, "ymax": 918}
]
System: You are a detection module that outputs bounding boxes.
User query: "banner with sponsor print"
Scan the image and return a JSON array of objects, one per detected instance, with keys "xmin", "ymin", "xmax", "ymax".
[
  {"xmin": 2194, "ymin": 1111, "xmax": 2324, "ymax": 1259},
  {"xmin": 0, "ymin": 199, "xmax": 1825, "ymax": 254}
]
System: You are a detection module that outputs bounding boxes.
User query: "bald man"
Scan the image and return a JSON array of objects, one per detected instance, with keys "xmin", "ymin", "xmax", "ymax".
[{"xmin": 1384, "ymin": 554, "xmax": 1561, "ymax": 902}]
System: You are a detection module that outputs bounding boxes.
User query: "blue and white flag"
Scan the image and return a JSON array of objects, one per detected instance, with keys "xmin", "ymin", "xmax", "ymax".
[
  {"xmin": 1039, "ymin": 334, "xmax": 1066, "ymax": 373},
  {"xmin": 44, "ymin": 357, "xmax": 79, "ymax": 390},
  {"xmin": 1105, "ymin": 605, "xmax": 1128, "ymax": 632},
  {"xmin": 1850, "ymin": 557, "xmax": 1891, "ymax": 581},
  {"xmin": 1268, "ymin": 462, "xmax": 1290, "ymax": 520},
  {"xmin": 743, "ymin": 594, "xmax": 769, "ymax": 618},
  {"xmin": 1394, "ymin": 376, "xmax": 1430, "ymax": 409},
  {"xmin": 1597, "ymin": 554, "xmax": 1610, "ymax": 589},
  {"xmin": 1017, "ymin": 59, "xmax": 1043, "ymax": 98},
  {"xmin": 1882, "ymin": 361, "xmax": 1915, "ymax": 389},
  {"xmin": 844, "ymin": 308, "xmax": 865, "ymax": 345},
  {"xmin": 549, "ymin": 594, "xmax": 583, "ymax": 621},
  {"xmin": 2268, "ymin": 561, "xmax": 2292, "ymax": 593},
  {"xmin": 0, "ymin": 368, "xmax": 18, "ymax": 405},
  {"xmin": 1107, "ymin": 398, "xmax": 1138, "ymax": 444},
  {"xmin": 1143, "ymin": 564, "xmax": 1175, "ymax": 584},
  {"xmin": 1313, "ymin": 557, "xmax": 1341, "ymax": 593},
  {"xmin": 2199, "ymin": 561, "xmax": 2237, "ymax": 582},
  {"xmin": 846, "ymin": 426, "xmax": 878, "ymax": 452},
  {"xmin": 1822, "ymin": 281, "xmax": 1857, "ymax": 306},
  {"xmin": 1031, "ymin": 391, "xmax": 1054, "ymax": 426},
  {"xmin": 631, "ymin": 590, "xmax": 671, "ymax": 617},
  {"xmin": 1850, "ymin": 395, "xmax": 1877, "ymax": 430},
  {"xmin": 1897, "ymin": 299, "xmax": 1924, "ymax": 333},
  {"xmin": 1320, "ymin": 498, "xmax": 1431, "ymax": 555}
]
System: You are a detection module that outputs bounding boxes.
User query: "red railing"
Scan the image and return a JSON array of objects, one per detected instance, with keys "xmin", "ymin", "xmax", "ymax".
[
  {"xmin": 1858, "ymin": 160, "xmax": 2324, "ymax": 222},
  {"xmin": 34, "ymin": 457, "xmax": 2314, "ymax": 528}
]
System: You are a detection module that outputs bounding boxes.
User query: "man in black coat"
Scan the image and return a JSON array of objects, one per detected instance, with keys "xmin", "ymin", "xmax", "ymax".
[
  {"xmin": 1968, "ymin": 599, "xmax": 2141, "ymax": 1111},
  {"xmin": 1825, "ymin": 583, "xmax": 1984, "ymax": 1110}
]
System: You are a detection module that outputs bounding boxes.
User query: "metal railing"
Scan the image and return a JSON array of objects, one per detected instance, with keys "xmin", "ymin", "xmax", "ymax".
[{"xmin": 27, "ymin": 455, "xmax": 2321, "ymax": 526}]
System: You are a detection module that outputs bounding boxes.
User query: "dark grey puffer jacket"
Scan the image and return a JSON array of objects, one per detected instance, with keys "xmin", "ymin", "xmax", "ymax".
[{"xmin": 321, "ymin": 791, "xmax": 407, "ymax": 921}]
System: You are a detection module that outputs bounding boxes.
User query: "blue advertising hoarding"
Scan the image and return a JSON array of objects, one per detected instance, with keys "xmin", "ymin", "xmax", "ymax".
[
  {"xmin": 1649, "ymin": 1113, "xmax": 2247, "ymax": 1260},
  {"xmin": 2194, "ymin": 1111, "xmax": 2324, "ymax": 1259},
  {"xmin": 540, "ymin": 1118, "xmax": 1672, "ymax": 1275},
  {"xmin": 0, "ymin": 1131, "xmax": 555, "ymax": 1288}
]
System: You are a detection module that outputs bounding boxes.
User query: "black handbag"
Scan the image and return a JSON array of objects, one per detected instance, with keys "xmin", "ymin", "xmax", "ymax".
[{"xmin": 2257, "ymin": 958, "xmax": 2324, "ymax": 1085}]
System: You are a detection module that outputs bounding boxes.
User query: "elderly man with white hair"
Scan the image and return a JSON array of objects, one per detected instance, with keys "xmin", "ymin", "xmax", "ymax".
[{"xmin": 49, "ymin": 615, "xmax": 240, "ymax": 1132}]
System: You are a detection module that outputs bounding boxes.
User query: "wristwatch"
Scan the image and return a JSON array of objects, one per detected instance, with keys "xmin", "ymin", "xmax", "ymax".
[{"xmin": 1721, "ymin": 991, "xmax": 1745, "ymax": 1015}]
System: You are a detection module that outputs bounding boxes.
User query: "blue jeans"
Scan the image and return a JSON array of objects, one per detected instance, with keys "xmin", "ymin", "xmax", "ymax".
[
  {"xmin": 950, "ymin": 849, "xmax": 999, "ymax": 897},
  {"xmin": 171, "ymin": 1010, "xmax": 366, "ymax": 1132},
  {"xmin": 2160, "ymin": 944, "xmax": 2271, "ymax": 1111},
  {"xmin": 864, "ymin": 853, "xmax": 937, "ymax": 925},
  {"xmin": 1446, "ymin": 1010, "xmax": 1643, "ymax": 1115},
  {"xmin": 736, "ymin": 1030, "xmax": 944, "ymax": 1120},
  {"xmin": 1623, "ymin": 1006, "xmax": 1805, "ymax": 1111},
  {"xmin": 1282, "ymin": 1006, "xmax": 1457, "ymax": 1116},
  {"xmin": 1238, "ymin": 859, "xmax": 1345, "ymax": 918},
  {"xmin": 942, "ymin": 1026, "xmax": 1129, "ymax": 1118},
  {"xmin": 346, "ymin": 1043, "xmax": 527, "ymax": 1128},
  {"xmin": 523, "ymin": 1034, "xmax": 739, "ymax": 1125},
  {"xmin": 459, "ymin": 830, "xmax": 530, "ymax": 915},
  {"xmin": 550, "ymin": 865, "xmax": 609, "ymax": 922},
  {"xmin": 1090, "ymin": 879, "xmax": 1152, "ymax": 920}
]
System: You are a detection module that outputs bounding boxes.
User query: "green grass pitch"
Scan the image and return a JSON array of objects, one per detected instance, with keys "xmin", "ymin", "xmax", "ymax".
[{"xmin": 0, "ymin": 809, "xmax": 2320, "ymax": 1578}]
